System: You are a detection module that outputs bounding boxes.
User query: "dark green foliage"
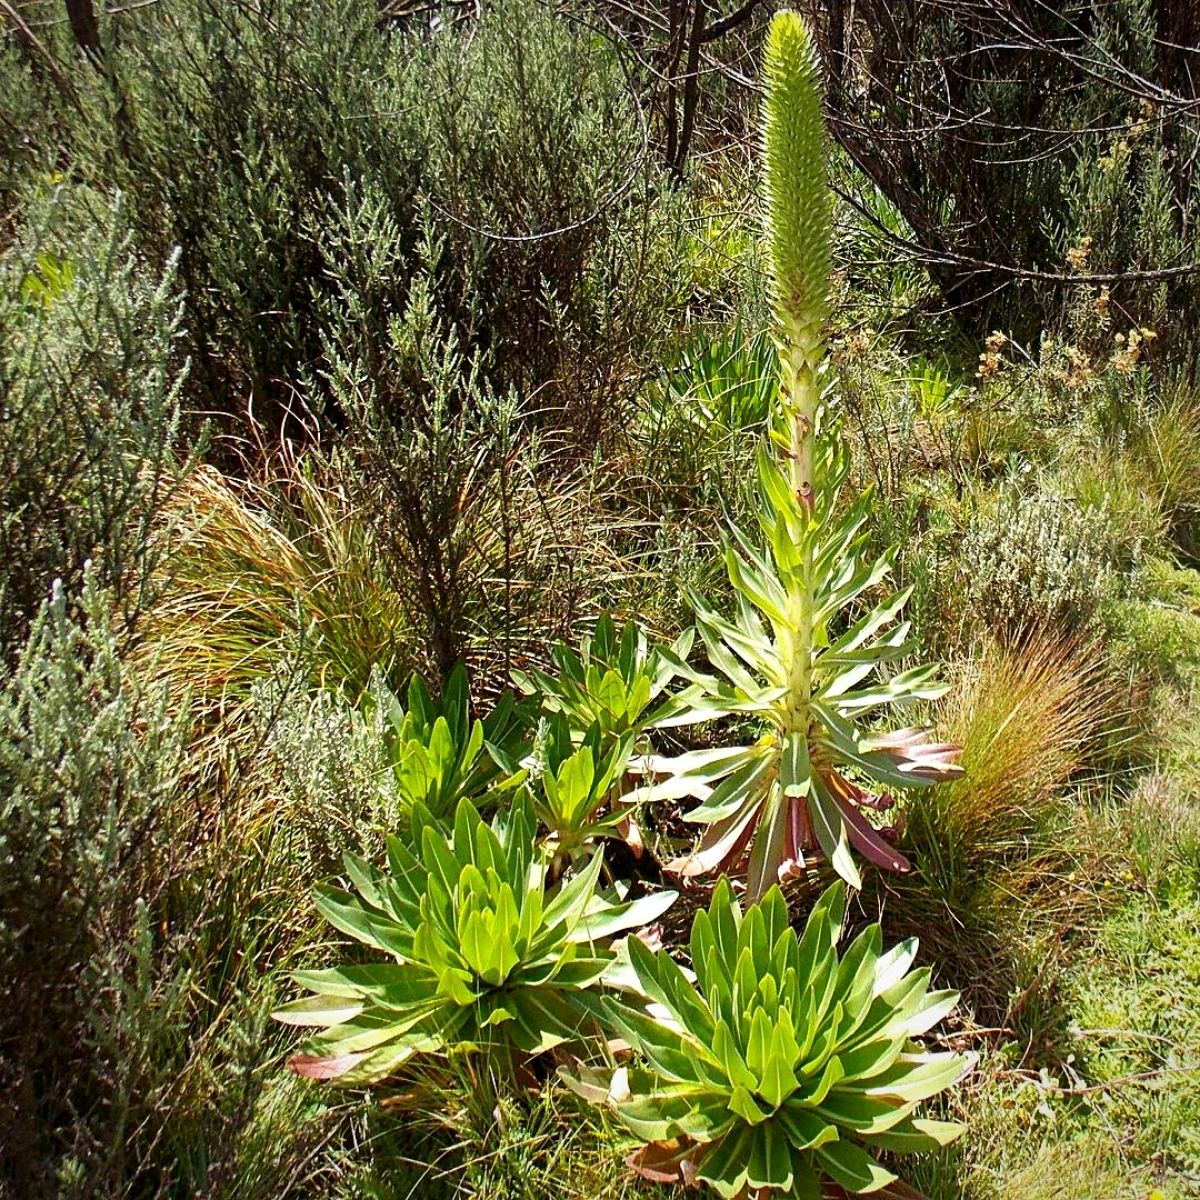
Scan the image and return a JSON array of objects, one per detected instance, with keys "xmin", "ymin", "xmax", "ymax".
[
  {"xmin": 414, "ymin": 0, "xmax": 673, "ymax": 433},
  {"xmin": 818, "ymin": 0, "xmax": 1200, "ymax": 348},
  {"xmin": 0, "ymin": 40, "xmax": 58, "ymax": 227},
  {"xmin": 16, "ymin": 0, "xmax": 683, "ymax": 442},
  {"xmin": 65, "ymin": 0, "xmax": 425, "ymax": 428}
]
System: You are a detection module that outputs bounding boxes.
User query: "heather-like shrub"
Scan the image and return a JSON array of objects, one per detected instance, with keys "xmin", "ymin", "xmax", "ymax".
[
  {"xmin": 0, "ymin": 576, "xmax": 190, "ymax": 1190},
  {"xmin": 329, "ymin": 249, "xmax": 634, "ymax": 684},
  {"xmin": 413, "ymin": 0, "xmax": 683, "ymax": 438},
  {"xmin": 62, "ymin": 0, "xmax": 423, "ymax": 427},
  {"xmin": 45, "ymin": 0, "xmax": 681, "ymax": 442},
  {"xmin": 0, "ymin": 42, "xmax": 58, "ymax": 223},
  {"xmin": 0, "ymin": 192, "xmax": 195, "ymax": 657},
  {"xmin": 963, "ymin": 488, "xmax": 1121, "ymax": 637}
]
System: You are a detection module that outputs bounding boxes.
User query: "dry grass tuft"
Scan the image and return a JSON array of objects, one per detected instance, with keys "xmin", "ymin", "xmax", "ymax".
[
  {"xmin": 137, "ymin": 452, "xmax": 416, "ymax": 765},
  {"xmin": 861, "ymin": 632, "xmax": 1124, "ymax": 1021}
]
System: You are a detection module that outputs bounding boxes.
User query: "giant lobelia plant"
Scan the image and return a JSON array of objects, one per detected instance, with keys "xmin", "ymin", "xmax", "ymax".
[
  {"xmin": 525, "ymin": 714, "xmax": 637, "ymax": 869},
  {"xmin": 274, "ymin": 792, "xmax": 675, "ymax": 1087},
  {"xmin": 367, "ymin": 664, "xmax": 533, "ymax": 821},
  {"xmin": 565, "ymin": 880, "xmax": 973, "ymax": 1198},
  {"xmin": 645, "ymin": 11, "xmax": 962, "ymax": 898}
]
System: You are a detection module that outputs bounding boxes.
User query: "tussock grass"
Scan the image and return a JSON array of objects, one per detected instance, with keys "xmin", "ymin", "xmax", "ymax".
[
  {"xmin": 863, "ymin": 633, "xmax": 1123, "ymax": 1020},
  {"xmin": 1136, "ymin": 393, "xmax": 1200, "ymax": 559},
  {"xmin": 1051, "ymin": 446, "xmax": 1166, "ymax": 569},
  {"xmin": 138, "ymin": 453, "xmax": 415, "ymax": 758}
]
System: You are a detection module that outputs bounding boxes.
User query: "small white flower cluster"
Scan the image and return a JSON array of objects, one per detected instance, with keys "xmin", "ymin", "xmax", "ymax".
[{"xmin": 251, "ymin": 670, "xmax": 399, "ymax": 865}]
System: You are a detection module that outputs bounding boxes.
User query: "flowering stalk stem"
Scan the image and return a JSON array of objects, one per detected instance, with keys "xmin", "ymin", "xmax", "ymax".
[
  {"xmin": 763, "ymin": 11, "xmax": 830, "ymax": 740},
  {"xmin": 786, "ymin": 360, "xmax": 815, "ymax": 736}
]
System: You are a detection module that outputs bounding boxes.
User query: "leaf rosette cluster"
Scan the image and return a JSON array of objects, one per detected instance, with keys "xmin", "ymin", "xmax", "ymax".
[
  {"xmin": 274, "ymin": 793, "xmax": 674, "ymax": 1084},
  {"xmin": 370, "ymin": 663, "xmax": 532, "ymax": 820},
  {"xmin": 566, "ymin": 880, "xmax": 973, "ymax": 1198},
  {"xmin": 512, "ymin": 615, "xmax": 699, "ymax": 746}
]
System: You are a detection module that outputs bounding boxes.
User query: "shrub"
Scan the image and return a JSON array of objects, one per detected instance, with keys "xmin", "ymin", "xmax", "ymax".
[
  {"xmin": 329, "ymin": 254, "xmax": 634, "ymax": 685},
  {"xmin": 0, "ymin": 191, "xmax": 195, "ymax": 658},
  {"xmin": 61, "ymin": 0, "xmax": 423, "ymax": 427},
  {"xmin": 962, "ymin": 486, "xmax": 1121, "ymax": 638},
  {"xmin": 52, "ymin": 0, "xmax": 681, "ymax": 441},
  {"xmin": 626, "ymin": 382, "xmax": 760, "ymax": 642},
  {"xmin": 0, "ymin": 576, "xmax": 476, "ymax": 1197},
  {"xmin": 811, "ymin": 0, "xmax": 1200, "ymax": 351},
  {"xmin": 1105, "ymin": 594, "xmax": 1200, "ymax": 689},
  {"xmin": 0, "ymin": 576, "xmax": 189, "ymax": 1190},
  {"xmin": 1053, "ymin": 84, "xmax": 1200, "ymax": 359},
  {"xmin": 246, "ymin": 678, "xmax": 401, "ymax": 876},
  {"xmin": 413, "ymin": 0, "xmax": 683, "ymax": 440},
  {"xmin": 1051, "ymin": 446, "xmax": 1165, "ymax": 572},
  {"xmin": 0, "ymin": 42, "xmax": 59, "ymax": 224}
]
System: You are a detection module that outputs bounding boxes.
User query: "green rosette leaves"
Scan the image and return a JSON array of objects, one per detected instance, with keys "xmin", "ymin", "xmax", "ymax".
[
  {"xmin": 563, "ymin": 880, "xmax": 974, "ymax": 1198},
  {"xmin": 275, "ymin": 792, "xmax": 675, "ymax": 1085}
]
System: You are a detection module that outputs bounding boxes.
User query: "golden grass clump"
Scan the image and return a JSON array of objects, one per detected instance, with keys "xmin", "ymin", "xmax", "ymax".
[
  {"xmin": 862, "ymin": 632, "xmax": 1123, "ymax": 1016},
  {"xmin": 930, "ymin": 633, "xmax": 1110, "ymax": 844},
  {"xmin": 138, "ymin": 454, "xmax": 416, "ymax": 749}
]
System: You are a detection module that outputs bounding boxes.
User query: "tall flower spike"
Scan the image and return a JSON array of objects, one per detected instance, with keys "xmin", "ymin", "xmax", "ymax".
[
  {"xmin": 763, "ymin": 12, "xmax": 831, "ymax": 388},
  {"xmin": 645, "ymin": 9, "xmax": 963, "ymax": 899}
]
